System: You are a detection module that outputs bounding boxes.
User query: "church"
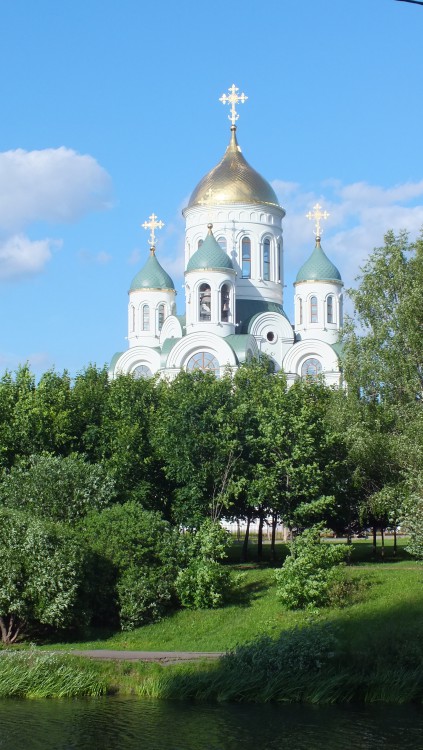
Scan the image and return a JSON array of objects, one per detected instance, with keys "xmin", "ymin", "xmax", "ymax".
[{"xmin": 109, "ymin": 85, "xmax": 343, "ymax": 385}]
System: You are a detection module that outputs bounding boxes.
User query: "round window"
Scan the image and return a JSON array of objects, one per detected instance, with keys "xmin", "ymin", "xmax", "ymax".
[
  {"xmin": 266, "ymin": 331, "xmax": 275, "ymax": 342},
  {"xmin": 132, "ymin": 364, "xmax": 152, "ymax": 379}
]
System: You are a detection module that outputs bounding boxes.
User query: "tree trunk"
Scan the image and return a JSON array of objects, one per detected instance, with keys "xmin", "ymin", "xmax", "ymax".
[
  {"xmin": 393, "ymin": 527, "xmax": 397, "ymax": 557},
  {"xmin": 0, "ymin": 614, "xmax": 22, "ymax": 644},
  {"xmin": 241, "ymin": 514, "xmax": 251, "ymax": 562},
  {"xmin": 381, "ymin": 525, "xmax": 385, "ymax": 560},
  {"xmin": 270, "ymin": 512, "xmax": 278, "ymax": 561},
  {"xmin": 372, "ymin": 526, "xmax": 377, "ymax": 557},
  {"xmin": 257, "ymin": 509, "xmax": 264, "ymax": 562}
]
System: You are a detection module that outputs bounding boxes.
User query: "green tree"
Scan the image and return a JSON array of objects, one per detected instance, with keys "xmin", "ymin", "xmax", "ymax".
[
  {"xmin": 0, "ymin": 453, "xmax": 115, "ymax": 524},
  {"xmin": 81, "ymin": 502, "xmax": 180, "ymax": 629},
  {"xmin": 344, "ymin": 229, "xmax": 423, "ymax": 405},
  {"xmin": 151, "ymin": 370, "xmax": 240, "ymax": 526},
  {"xmin": 0, "ymin": 508, "xmax": 88, "ymax": 644}
]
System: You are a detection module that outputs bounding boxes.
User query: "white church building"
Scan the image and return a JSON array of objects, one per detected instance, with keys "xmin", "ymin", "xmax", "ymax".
[{"xmin": 110, "ymin": 85, "xmax": 343, "ymax": 384}]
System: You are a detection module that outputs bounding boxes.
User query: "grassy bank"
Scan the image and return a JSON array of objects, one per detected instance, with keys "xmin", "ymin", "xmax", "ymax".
[
  {"xmin": 2, "ymin": 539, "xmax": 423, "ymax": 702},
  {"xmin": 0, "ymin": 651, "xmax": 106, "ymax": 698}
]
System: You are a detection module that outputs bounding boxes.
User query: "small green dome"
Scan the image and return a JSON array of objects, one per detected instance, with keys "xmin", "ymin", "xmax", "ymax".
[
  {"xmin": 130, "ymin": 248, "xmax": 175, "ymax": 291},
  {"xmin": 295, "ymin": 239, "xmax": 342, "ymax": 283},
  {"xmin": 186, "ymin": 225, "xmax": 234, "ymax": 273}
]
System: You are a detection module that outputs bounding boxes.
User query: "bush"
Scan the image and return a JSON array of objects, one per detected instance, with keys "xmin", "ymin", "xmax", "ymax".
[
  {"xmin": 117, "ymin": 566, "xmax": 174, "ymax": 630},
  {"xmin": 275, "ymin": 525, "xmax": 349, "ymax": 609},
  {"xmin": 0, "ymin": 508, "xmax": 88, "ymax": 643},
  {"xmin": 176, "ymin": 560, "xmax": 230, "ymax": 609},
  {"xmin": 82, "ymin": 503, "xmax": 180, "ymax": 630},
  {"xmin": 176, "ymin": 520, "xmax": 232, "ymax": 609}
]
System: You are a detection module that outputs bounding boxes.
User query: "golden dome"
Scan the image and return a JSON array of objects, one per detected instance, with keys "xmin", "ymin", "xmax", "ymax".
[{"xmin": 186, "ymin": 126, "xmax": 280, "ymax": 209}]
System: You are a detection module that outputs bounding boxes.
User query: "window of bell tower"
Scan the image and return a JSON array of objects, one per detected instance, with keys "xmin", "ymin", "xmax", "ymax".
[
  {"xmin": 221, "ymin": 284, "xmax": 230, "ymax": 322},
  {"xmin": 199, "ymin": 283, "xmax": 211, "ymax": 321}
]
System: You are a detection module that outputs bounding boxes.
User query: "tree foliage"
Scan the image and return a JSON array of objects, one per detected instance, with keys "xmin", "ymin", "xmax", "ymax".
[{"xmin": 0, "ymin": 509, "xmax": 87, "ymax": 644}]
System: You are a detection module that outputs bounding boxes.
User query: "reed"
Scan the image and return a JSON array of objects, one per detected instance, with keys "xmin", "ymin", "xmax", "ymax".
[{"xmin": 0, "ymin": 650, "xmax": 107, "ymax": 698}]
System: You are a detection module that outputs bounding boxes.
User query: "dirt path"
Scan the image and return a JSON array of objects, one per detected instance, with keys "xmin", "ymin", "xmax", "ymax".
[{"xmin": 69, "ymin": 650, "xmax": 224, "ymax": 665}]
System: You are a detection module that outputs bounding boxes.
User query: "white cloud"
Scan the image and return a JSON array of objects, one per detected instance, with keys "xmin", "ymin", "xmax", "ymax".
[
  {"xmin": 0, "ymin": 234, "xmax": 62, "ymax": 281},
  {"xmin": 78, "ymin": 249, "xmax": 112, "ymax": 265},
  {"xmin": 0, "ymin": 147, "xmax": 112, "ymax": 233},
  {"xmin": 0, "ymin": 147, "xmax": 112, "ymax": 282}
]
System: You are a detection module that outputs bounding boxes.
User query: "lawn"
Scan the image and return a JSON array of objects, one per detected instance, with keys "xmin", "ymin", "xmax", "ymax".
[{"xmin": 41, "ymin": 537, "xmax": 423, "ymax": 654}]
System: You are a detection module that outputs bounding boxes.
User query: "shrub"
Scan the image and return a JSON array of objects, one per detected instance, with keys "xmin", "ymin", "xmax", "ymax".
[
  {"xmin": 275, "ymin": 524, "xmax": 349, "ymax": 609},
  {"xmin": 82, "ymin": 503, "xmax": 180, "ymax": 630},
  {"xmin": 176, "ymin": 520, "xmax": 232, "ymax": 609},
  {"xmin": 117, "ymin": 566, "xmax": 174, "ymax": 630},
  {"xmin": 176, "ymin": 560, "xmax": 230, "ymax": 609},
  {"xmin": 0, "ymin": 508, "xmax": 88, "ymax": 643}
]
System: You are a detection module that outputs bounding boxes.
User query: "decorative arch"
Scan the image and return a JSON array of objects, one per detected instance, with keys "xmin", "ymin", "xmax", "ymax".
[
  {"xmin": 283, "ymin": 339, "xmax": 340, "ymax": 378},
  {"xmin": 165, "ymin": 332, "xmax": 238, "ymax": 372}
]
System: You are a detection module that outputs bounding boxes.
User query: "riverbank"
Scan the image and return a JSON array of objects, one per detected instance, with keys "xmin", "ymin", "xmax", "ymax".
[{"xmin": 1, "ymin": 541, "xmax": 423, "ymax": 702}]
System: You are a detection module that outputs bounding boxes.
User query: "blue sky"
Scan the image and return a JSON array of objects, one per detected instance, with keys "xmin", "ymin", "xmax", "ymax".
[{"xmin": 1, "ymin": 0, "xmax": 422, "ymax": 376}]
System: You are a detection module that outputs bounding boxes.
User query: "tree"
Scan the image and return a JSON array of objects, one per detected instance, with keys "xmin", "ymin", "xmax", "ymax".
[
  {"xmin": 0, "ymin": 509, "xmax": 87, "ymax": 644},
  {"xmin": 81, "ymin": 502, "xmax": 180, "ymax": 629},
  {"xmin": 342, "ymin": 229, "xmax": 423, "ymax": 542},
  {"xmin": 344, "ymin": 229, "xmax": 423, "ymax": 406},
  {"xmin": 0, "ymin": 453, "xmax": 115, "ymax": 524},
  {"xmin": 151, "ymin": 370, "xmax": 240, "ymax": 526}
]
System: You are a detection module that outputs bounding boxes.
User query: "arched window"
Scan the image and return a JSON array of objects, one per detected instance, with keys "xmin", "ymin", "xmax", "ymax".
[
  {"xmin": 327, "ymin": 296, "xmax": 334, "ymax": 324},
  {"xmin": 277, "ymin": 242, "xmax": 281, "ymax": 282},
  {"xmin": 299, "ymin": 298, "xmax": 303, "ymax": 325},
  {"xmin": 301, "ymin": 358, "xmax": 322, "ymax": 380},
  {"xmin": 142, "ymin": 305, "xmax": 150, "ymax": 331},
  {"xmin": 198, "ymin": 239, "xmax": 204, "ymax": 249},
  {"xmin": 310, "ymin": 296, "xmax": 318, "ymax": 323},
  {"xmin": 131, "ymin": 305, "xmax": 135, "ymax": 332},
  {"xmin": 217, "ymin": 236, "xmax": 227, "ymax": 252},
  {"xmin": 241, "ymin": 237, "xmax": 251, "ymax": 278},
  {"xmin": 133, "ymin": 364, "xmax": 152, "ymax": 379},
  {"xmin": 199, "ymin": 283, "xmax": 211, "ymax": 321},
  {"xmin": 158, "ymin": 303, "xmax": 165, "ymax": 331},
  {"xmin": 187, "ymin": 352, "xmax": 220, "ymax": 375},
  {"xmin": 263, "ymin": 238, "xmax": 271, "ymax": 281},
  {"xmin": 221, "ymin": 284, "xmax": 230, "ymax": 323}
]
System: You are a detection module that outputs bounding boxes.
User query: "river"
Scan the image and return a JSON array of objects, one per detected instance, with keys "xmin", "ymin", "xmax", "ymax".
[{"xmin": 0, "ymin": 697, "xmax": 422, "ymax": 749}]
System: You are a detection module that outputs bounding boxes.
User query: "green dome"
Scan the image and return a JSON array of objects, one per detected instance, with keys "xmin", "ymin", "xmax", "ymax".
[
  {"xmin": 130, "ymin": 249, "xmax": 175, "ymax": 291},
  {"xmin": 295, "ymin": 239, "xmax": 342, "ymax": 283},
  {"xmin": 187, "ymin": 225, "xmax": 234, "ymax": 273}
]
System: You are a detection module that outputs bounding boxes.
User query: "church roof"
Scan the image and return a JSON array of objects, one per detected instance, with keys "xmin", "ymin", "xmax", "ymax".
[
  {"xmin": 130, "ymin": 248, "xmax": 175, "ymax": 291},
  {"xmin": 236, "ymin": 299, "xmax": 289, "ymax": 334},
  {"xmin": 295, "ymin": 239, "xmax": 342, "ymax": 283},
  {"xmin": 186, "ymin": 224, "xmax": 234, "ymax": 272},
  {"xmin": 186, "ymin": 126, "xmax": 280, "ymax": 209}
]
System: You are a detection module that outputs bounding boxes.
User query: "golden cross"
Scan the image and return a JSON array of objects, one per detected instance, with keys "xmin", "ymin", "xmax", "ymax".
[
  {"xmin": 306, "ymin": 203, "xmax": 330, "ymax": 238},
  {"xmin": 219, "ymin": 84, "xmax": 248, "ymax": 125},
  {"xmin": 141, "ymin": 213, "xmax": 164, "ymax": 247}
]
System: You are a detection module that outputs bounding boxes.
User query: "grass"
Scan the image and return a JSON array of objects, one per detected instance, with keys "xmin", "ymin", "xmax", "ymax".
[
  {"xmin": 3, "ymin": 537, "xmax": 423, "ymax": 702},
  {"xmin": 0, "ymin": 650, "xmax": 106, "ymax": 698}
]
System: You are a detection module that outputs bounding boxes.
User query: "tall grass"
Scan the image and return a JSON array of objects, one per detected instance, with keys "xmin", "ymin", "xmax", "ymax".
[{"xmin": 0, "ymin": 650, "xmax": 106, "ymax": 698}]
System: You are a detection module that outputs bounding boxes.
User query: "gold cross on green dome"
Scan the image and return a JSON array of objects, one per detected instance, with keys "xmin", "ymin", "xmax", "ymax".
[
  {"xmin": 142, "ymin": 213, "xmax": 164, "ymax": 248},
  {"xmin": 306, "ymin": 203, "xmax": 330, "ymax": 238}
]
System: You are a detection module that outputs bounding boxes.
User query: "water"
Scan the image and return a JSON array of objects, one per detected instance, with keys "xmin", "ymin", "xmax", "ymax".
[{"xmin": 0, "ymin": 697, "xmax": 422, "ymax": 750}]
